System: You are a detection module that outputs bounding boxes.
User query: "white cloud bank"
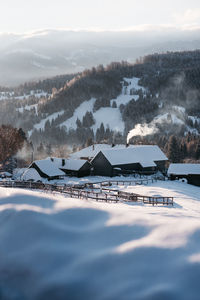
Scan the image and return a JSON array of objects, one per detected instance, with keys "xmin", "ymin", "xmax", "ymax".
[{"xmin": 173, "ymin": 8, "xmax": 200, "ymax": 25}]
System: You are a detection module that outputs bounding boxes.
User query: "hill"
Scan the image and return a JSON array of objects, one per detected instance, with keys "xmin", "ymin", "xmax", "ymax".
[{"xmin": 1, "ymin": 50, "xmax": 200, "ymax": 161}]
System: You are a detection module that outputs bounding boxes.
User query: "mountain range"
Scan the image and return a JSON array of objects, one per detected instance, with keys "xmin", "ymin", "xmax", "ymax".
[{"xmin": 1, "ymin": 28, "xmax": 200, "ymax": 86}]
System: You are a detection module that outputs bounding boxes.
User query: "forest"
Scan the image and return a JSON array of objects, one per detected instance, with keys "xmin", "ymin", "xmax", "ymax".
[{"xmin": 0, "ymin": 50, "xmax": 200, "ymax": 165}]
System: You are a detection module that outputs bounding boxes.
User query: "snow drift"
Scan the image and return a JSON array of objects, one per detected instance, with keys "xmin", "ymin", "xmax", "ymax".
[{"xmin": 0, "ymin": 181, "xmax": 200, "ymax": 299}]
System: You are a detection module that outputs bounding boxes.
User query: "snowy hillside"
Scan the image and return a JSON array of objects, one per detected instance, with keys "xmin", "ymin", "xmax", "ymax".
[
  {"xmin": 7, "ymin": 70, "xmax": 200, "ymax": 146},
  {"xmin": 1, "ymin": 51, "xmax": 200, "ymax": 149},
  {"xmin": 29, "ymin": 77, "xmax": 143, "ymax": 135},
  {"xmin": 1, "ymin": 180, "xmax": 200, "ymax": 299},
  {"xmin": 0, "ymin": 90, "xmax": 49, "ymax": 101}
]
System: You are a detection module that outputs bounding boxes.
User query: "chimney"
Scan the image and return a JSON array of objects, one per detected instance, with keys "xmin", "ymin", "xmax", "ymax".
[
  {"xmin": 62, "ymin": 159, "xmax": 65, "ymax": 166},
  {"xmin": 92, "ymin": 144, "xmax": 94, "ymax": 151},
  {"xmin": 126, "ymin": 143, "xmax": 129, "ymax": 148}
]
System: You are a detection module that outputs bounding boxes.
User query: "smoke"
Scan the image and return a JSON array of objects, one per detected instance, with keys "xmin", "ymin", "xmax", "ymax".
[
  {"xmin": 126, "ymin": 69, "xmax": 200, "ymax": 144},
  {"xmin": 15, "ymin": 142, "xmax": 33, "ymax": 164},
  {"xmin": 127, "ymin": 123, "xmax": 158, "ymax": 143}
]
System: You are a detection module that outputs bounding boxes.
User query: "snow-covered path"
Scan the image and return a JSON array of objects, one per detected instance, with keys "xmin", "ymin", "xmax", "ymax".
[{"xmin": 0, "ymin": 181, "xmax": 200, "ymax": 299}]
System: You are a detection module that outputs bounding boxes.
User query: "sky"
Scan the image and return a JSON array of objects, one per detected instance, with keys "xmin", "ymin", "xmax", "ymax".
[{"xmin": 1, "ymin": 0, "xmax": 200, "ymax": 33}]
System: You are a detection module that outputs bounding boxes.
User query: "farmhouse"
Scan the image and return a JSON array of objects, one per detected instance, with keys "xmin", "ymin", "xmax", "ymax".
[
  {"xmin": 29, "ymin": 157, "xmax": 66, "ymax": 180},
  {"xmin": 70, "ymin": 144, "xmax": 137, "ymax": 161},
  {"xmin": 91, "ymin": 145, "xmax": 168, "ymax": 177},
  {"xmin": 168, "ymin": 164, "xmax": 200, "ymax": 187},
  {"xmin": 28, "ymin": 157, "xmax": 91, "ymax": 180},
  {"xmin": 60, "ymin": 159, "xmax": 91, "ymax": 177}
]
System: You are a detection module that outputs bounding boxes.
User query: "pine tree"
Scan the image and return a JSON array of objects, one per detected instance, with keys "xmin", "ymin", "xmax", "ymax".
[
  {"xmin": 46, "ymin": 143, "xmax": 53, "ymax": 156},
  {"xmin": 37, "ymin": 142, "xmax": 45, "ymax": 154},
  {"xmin": 195, "ymin": 142, "xmax": 200, "ymax": 160},
  {"xmin": 167, "ymin": 135, "xmax": 180, "ymax": 163},
  {"xmin": 76, "ymin": 118, "xmax": 82, "ymax": 128},
  {"xmin": 112, "ymin": 101, "xmax": 117, "ymax": 108}
]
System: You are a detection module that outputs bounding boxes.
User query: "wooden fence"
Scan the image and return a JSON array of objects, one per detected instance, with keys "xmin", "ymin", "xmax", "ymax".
[
  {"xmin": 0, "ymin": 180, "xmax": 173, "ymax": 206},
  {"xmin": 84, "ymin": 178, "xmax": 157, "ymax": 189}
]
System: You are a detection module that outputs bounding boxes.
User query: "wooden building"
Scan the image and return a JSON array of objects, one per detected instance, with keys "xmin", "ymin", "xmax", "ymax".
[
  {"xmin": 168, "ymin": 164, "xmax": 200, "ymax": 187},
  {"xmin": 61, "ymin": 159, "xmax": 91, "ymax": 177},
  {"xmin": 28, "ymin": 157, "xmax": 91, "ymax": 180},
  {"xmin": 29, "ymin": 157, "xmax": 66, "ymax": 180},
  {"xmin": 91, "ymin": 145, "xmax": 168, "ymax": 177},
  {"xmin": 70, "ymin": 143, "xmax": 143, "ymax": 161}
]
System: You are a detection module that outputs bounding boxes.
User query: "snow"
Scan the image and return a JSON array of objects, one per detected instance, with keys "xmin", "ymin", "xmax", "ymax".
[
  {"xmin": 97, "ymin": 145, "xmax": 167, "ymax": 167},
  {"xmin": 61, "ymin": 77, "xmax": 145, "ymax": 134},
  {"xmin": 0, "ymin": 90, "xmax": 48, "ymax": 101},
  {"xmin": 92, "ymin": 107, "xmax": 124, "ymax": 133},
  {"xmin": 17, "ymin": 104, "xmax": 38, "ymax": 114},
  {"xmin": 0, "ymin": 91, "xmax": 14, "ymax": 101},
  {"xmin": 172, "ymin": 105, "xmax": 186, "ymax": 113},
  {"xmin": 61, "ymin": 98, "xmax": 124, "ymax": 133},
  {"xmin": 28, "ymin": 157, "xmax": 88, "ymax": 178},
  {"xmin": 15, "ymin": 90, "xmax": 48, "ymax": 100},
  {"xmin": 188, "ymin": 116, "xmax": 200, "ymax": 125},
  {"xmin": 0, "ymin": 180, "xmax": 200, "ymax": 298},
  {"xmin": 110, "ymin": 94, "xmax": 139, "ymax": 107},
  {"xmin": 154, "ymin": 113, "xmax": 185, "ymax": 125},
  {"xmin": 71, "ymin": 144, "xmax": 137, "ymax": 159},
  {"xmin": 32, "ymin": 157, "xmax": 66, "ymax": 177},
  {"xmin": 123, "ymin": 77, "xmax": 145, "ymax": 93},
  {"xmin": 110, "ymin": 77, "xmax": 144, "ymax": 108},
  {"xmin": 168, "ymin": 164, "xmax": 200, "ymax": 175},
  {"xmin": 62, "ymin": 159, "xmax": 88, "ymax": 171},
  {"xmin": 22, "ymin": 168, "xmax": 43, "ymax": 181},
  {"xmin": 140, "ymin": 161, "xmax": 156, "ymax": 168},
  {"xmin": 29, "ymin": 110, "xmax": 65, "ymax": 136},
  {"xmin": 127, "ymin": 111, "xmax": 186, "ymax": 143},
  {"xmin": 61, "ymin": 98, "xmax": 96, "ymax": 130}
]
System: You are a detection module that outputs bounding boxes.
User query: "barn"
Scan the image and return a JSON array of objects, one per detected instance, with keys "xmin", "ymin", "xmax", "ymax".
[
  {"xmin": 28, "ymin": 157, "xmax": 91, "ymax": 180},
  {"xmin": 168, "ymin": 164, "xmax": 200, "ymax": 187},
  {"xmin": 29, "ymin": 157, "xmax": 66, "ymax": 180},
  {"xmin": 61, "ymin": 159, "xmax": 91, "ymax": 177},
  {"xmin": 91, "ymin": 145, "xmax": 168, "ymax": 177},
  {"xmin": 70, "ymin": 143, "xmax": 141, "ymax": 161}
]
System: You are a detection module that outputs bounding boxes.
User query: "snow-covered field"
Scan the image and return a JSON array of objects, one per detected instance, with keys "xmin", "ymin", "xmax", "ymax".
[{"xmin": 0, "ymin": 180, "xmax": 200, "ymax": 299}]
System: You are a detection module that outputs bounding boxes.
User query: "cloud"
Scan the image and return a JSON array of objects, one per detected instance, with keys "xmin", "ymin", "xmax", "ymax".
[{"xmin": 173, "ymin": 9, "xmax": 200, "ymax": 25}]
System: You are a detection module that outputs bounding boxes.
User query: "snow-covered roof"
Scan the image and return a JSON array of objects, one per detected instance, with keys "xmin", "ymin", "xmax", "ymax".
[
  {"xmin": 140, "ymin": 161, "xmax": 157, "ymax": 168},
  {"xmin": 32, "ymin": 157, "xmax": 89, "ymax": 177},
  {"xmin": 22, "ymin": 168, "xmax": 43, "ymax": 181},
  {"xmin": 33, "ymin": 157, "xmax": 66, "ymax": 177},
  {"xmin": 92, "ymin": 145, "xmax": 167, "ymax": 167},
  {"xmin": 71, "ymin": 144, "xmax": 138, "ymax": 159},
  {"xmin": 62, "ymin": 159, "xmax": 89, "ymax": 171},
  {"xmin": 168, "ymin": 164, "xmax": 200, "ymax": 175}
]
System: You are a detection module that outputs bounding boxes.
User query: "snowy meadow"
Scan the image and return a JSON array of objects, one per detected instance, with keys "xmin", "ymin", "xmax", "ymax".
[{"xmin": 0, "ymin": 180, "xmax": 200, "ymax": 299}]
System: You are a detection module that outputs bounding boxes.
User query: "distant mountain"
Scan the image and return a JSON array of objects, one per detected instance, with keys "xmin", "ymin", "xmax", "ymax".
[{"xmin": 1, "ymin": 29, "xmax": 200, "ymax": 86}]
